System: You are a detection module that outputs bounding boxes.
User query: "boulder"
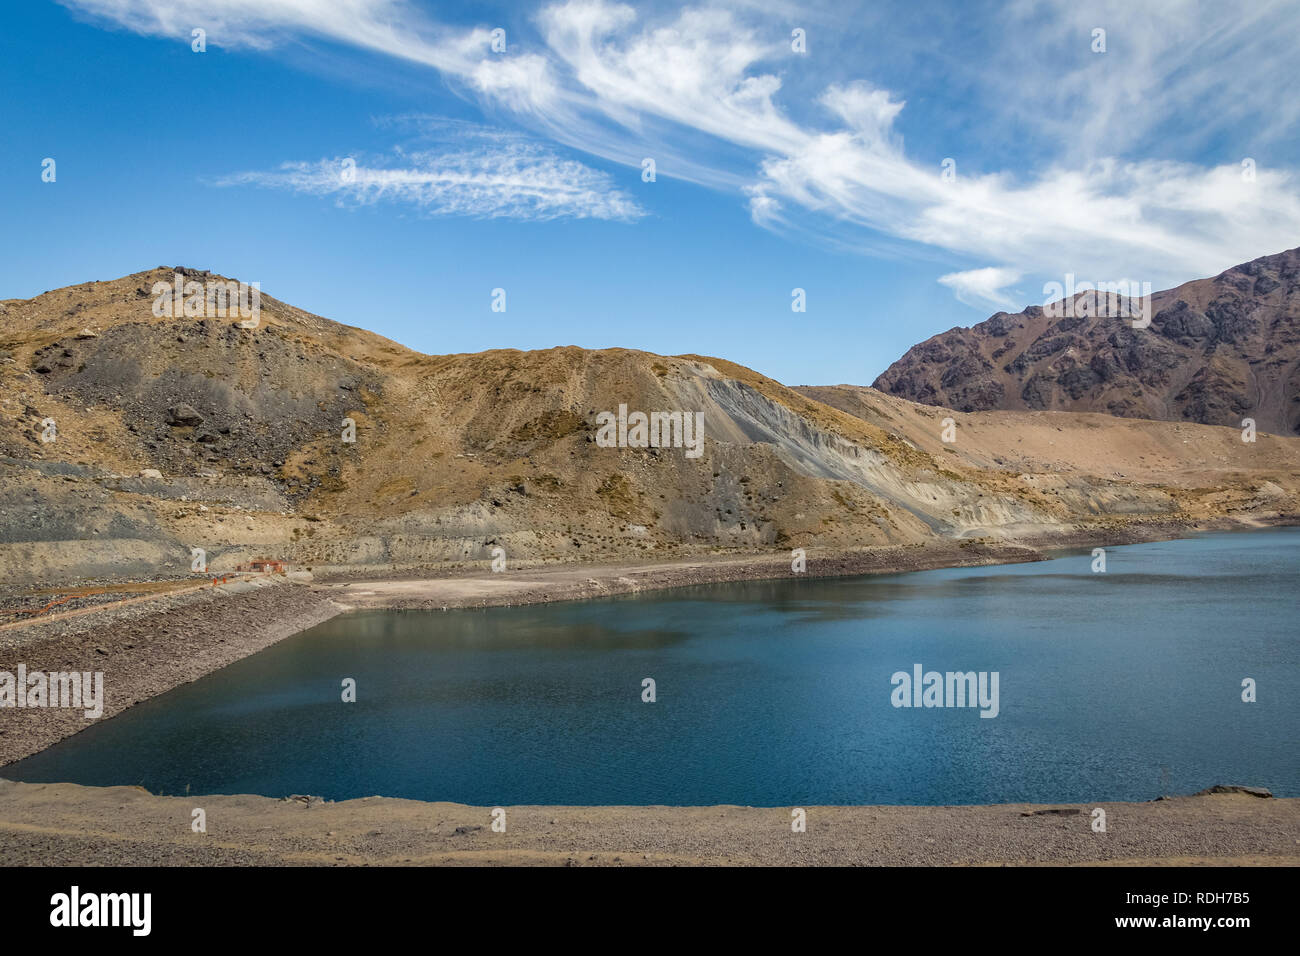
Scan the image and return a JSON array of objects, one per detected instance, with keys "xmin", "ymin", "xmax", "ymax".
[{"xmin": 167, "ymin": 403, "xmax": 204, "ymax": 426}]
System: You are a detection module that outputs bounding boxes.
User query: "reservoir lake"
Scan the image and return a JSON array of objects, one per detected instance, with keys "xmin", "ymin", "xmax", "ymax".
[{"xmin": 5, "ymin": 529, "xmax": 1297, "ymax": 806}]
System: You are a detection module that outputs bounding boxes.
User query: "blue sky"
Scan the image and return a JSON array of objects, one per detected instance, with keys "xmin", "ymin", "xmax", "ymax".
[{"xmin": 2, "ymin": 0, "xmax": 1298, "ymax": 385}]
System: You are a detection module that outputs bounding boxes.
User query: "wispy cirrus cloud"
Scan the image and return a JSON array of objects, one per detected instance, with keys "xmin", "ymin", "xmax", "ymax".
[
  {"xmin": 63, "ymin": 0, "xmax": 1300, "ymax": 308},
  {"xmin": 216, "ymin": 130, "xmax": 644, "ymax": 221},
  {"xmin": 59, "ymin": 0, "xmax": 561, "ymax": 105}
]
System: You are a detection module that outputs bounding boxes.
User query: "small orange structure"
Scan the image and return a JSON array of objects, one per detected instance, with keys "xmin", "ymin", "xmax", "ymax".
[{"xmin": 235, "ymin": 558, "xmax": 287, "ymax": 574}]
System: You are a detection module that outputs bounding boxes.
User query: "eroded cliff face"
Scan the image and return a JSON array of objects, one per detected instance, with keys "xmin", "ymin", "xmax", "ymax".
[
  {"xmin": 874, "ymin": 248, "xmax": 1300, "ymax": 436},
  {"xmin": 1, "ymin": 267, "xmax": 1297, "ymax": 590}
]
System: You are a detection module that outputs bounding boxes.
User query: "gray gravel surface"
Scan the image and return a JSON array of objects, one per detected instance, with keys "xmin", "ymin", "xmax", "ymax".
[{"xmin": 0, "ymin": 781, "xmax": 1293, "ymax": 866}]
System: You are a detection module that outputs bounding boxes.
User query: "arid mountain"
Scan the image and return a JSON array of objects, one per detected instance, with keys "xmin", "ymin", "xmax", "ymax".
[
  {"xmin": 873, "ymin": 248, "xmax": 1300, "ymax": 435},
  {"xmin": 2, "ymin": 267, "xmax": 1298, "ymax": 590}
]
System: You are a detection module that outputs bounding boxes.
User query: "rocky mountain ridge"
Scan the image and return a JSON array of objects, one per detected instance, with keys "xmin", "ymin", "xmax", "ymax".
[{"xmin": 874, "ymin": 248, "xmax": 1300, "ymax": 435}]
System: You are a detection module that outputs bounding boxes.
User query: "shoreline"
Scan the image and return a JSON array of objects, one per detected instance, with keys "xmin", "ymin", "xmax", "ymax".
[
  {"xmin": 0, "ymin": 516, "xmax": 1293, "ymax": 771},
  {"xmin": 0, "ymin": 779, "xmax": 1292, "ymax": 866},
  {"xmin": 322, "ymin": 515, "xmax": 1295, "ymax": 612}
]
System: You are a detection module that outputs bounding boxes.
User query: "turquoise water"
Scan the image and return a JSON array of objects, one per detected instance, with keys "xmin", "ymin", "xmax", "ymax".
[{"xmin": 5, "ymin": 530, "xmax": 1298, "ymax": 805}]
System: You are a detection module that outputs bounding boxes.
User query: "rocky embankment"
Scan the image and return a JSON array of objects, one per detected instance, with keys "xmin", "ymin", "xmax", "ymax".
[{"xmin": 0, "ymin": 579, "xmax": 341, "ymax": 766}]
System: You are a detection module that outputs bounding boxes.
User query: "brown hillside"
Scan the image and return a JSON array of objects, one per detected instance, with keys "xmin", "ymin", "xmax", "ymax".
[{"xmin": 2, "ymin": 267, "xmax": 1297, "ymax": 590}]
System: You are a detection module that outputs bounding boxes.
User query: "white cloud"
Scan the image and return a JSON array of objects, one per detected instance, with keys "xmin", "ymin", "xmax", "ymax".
[
  {"xmin": 754, "ymin": 137, "xmax": 1300, "ymax": 295},
  {"xmin": 938, "ymin": 268, "xmax": 1023, "ymax": 311},
  {"xmin": 60, "ymin": 0, "xmax": 560, "ymax": 105},
  {"xmin": 218, "ymin": 136, "xmax": 644, "ymax": 221},
  {"xmin": 536, "ymin": 3, "xmax": 804, "ymax": 153}
]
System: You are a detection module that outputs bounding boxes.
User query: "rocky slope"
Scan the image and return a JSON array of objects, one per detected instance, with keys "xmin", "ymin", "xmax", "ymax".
[
  {"xmin": 873, "ymin": 247, "xmax": 1300, "ymax": 435},
  {"xmin": 2, "ymin": 266, "xmax": 1298, "ymax": 592}
]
